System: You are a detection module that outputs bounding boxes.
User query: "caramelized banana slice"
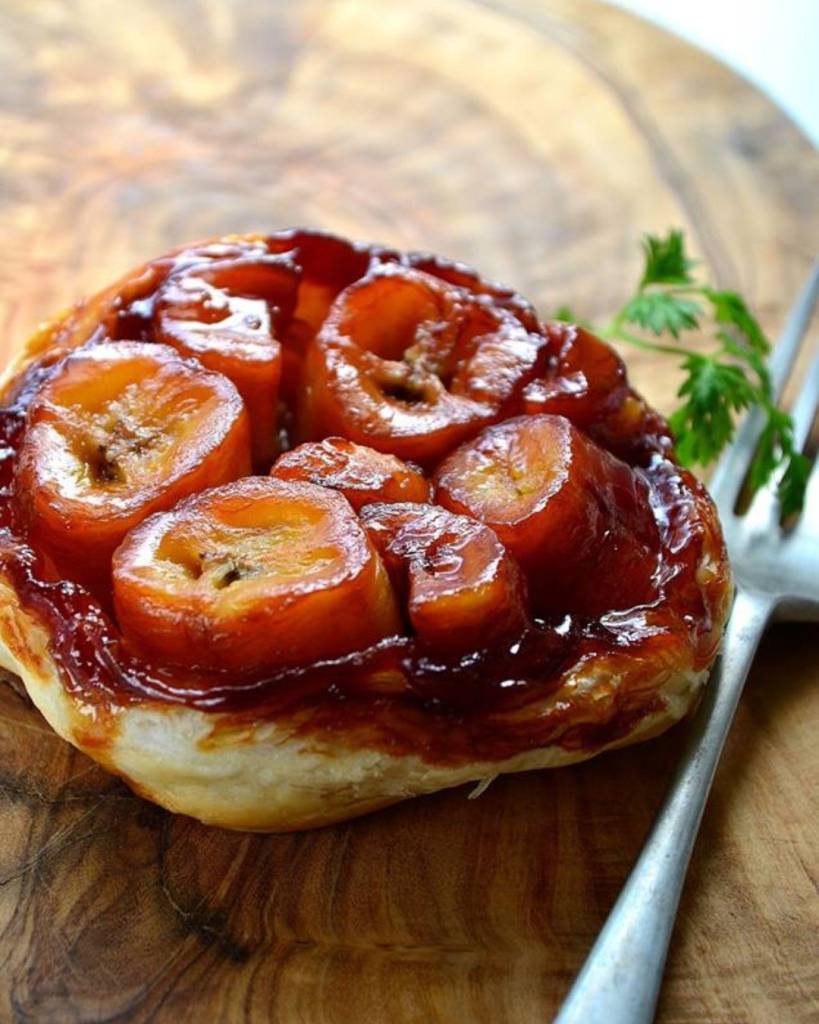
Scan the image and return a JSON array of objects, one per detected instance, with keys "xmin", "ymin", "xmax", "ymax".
[
  {"xmin": 267, "ymin": 229, "xmax": 375, "ymax": 345},
  {"xmin": 16, "ymin": 342, "xmax": 251, "ymax": 586},
  {"xmin": 519, "ymin": 323, "xmax": 673, "ymax": 462},
  {"xmin": 519, "ymin": 323, "xmax": 627, "ymax": 425},
  {"xmin": 435, "ymin": 414, "xmax": 659, "ymax": 614},
  {"xmin": 270, "ymin": 437, "xmax": 430, "ymax": 510},
  {"xmin": 298, "ymin": 266, "xmax": 548, "ymax": 465},
  {"xmin": 154, "ymin": 252, "xmax": 298, "ymax": 465},
  {"xmin": 404, "ymin": 251, "xmax": 540, "ymax": 332},
  {"xmin": 112, "ymin": 477, "xmax": 401, "ymax": 672},
  {"xmin": 360, "ymin": 502, "xmax": 527, "ymax": 652}
]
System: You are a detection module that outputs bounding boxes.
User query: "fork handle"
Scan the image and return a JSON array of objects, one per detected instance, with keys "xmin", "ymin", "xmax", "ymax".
[{"xmin": 553, "ymin": 588, "xmax": 772, "ymax": 1024}]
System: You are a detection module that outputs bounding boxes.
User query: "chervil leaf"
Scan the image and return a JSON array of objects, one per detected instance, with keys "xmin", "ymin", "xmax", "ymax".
[
  {"xmin": 717, "ymin": 332, "xmax": 771, "ymax": 393},
  {"xmin": 553, "ymin": 304, "xmax": 577, "ymax": 323},
  {"xmin": 668, "ymin": 355, "xmax": 755, "ymax": 466},
  {"xmin": 582, "ymin": 229, "xmax": 808, "ymax": 513},
  {"xmin": 748, "ymin": 406, "xmax": 789, "ymax": 493},
  {"xmin": 748, "ymin": 404, "xmax": 808, "ymax": 517},
  {"xmin": 552, "ymin": 305, "xmax": 593, "ymax": 329},
  {"xmin": 623, "ymin": 292, "xmax": 702, "ymax": 338},
  {"xmin": 639, "ymin": 229, "xmax": 696, "ymax": 287},
  {"xmin": 778, "ymin": 451, "xmax": 810, "ymax": 517},
  {"xmin": 705, "ymin": 288, "xmax": 770, "ymax": 354}
]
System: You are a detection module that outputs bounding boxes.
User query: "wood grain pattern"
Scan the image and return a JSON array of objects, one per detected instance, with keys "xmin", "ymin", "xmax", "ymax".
[{"xmin": 0, "ymin": 1, "xmax": 817, "ymax": 1021}]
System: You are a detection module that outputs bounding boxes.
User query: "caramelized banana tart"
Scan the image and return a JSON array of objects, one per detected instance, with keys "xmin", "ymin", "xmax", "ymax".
[{"xmin": 0, "ymin": 231, "xmax": 731, "ymax": 830}]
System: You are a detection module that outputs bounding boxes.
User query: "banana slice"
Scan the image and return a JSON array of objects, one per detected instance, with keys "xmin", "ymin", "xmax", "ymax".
[
  {"xmin": 360, "ymin": 502, "xmax": 528, "ymax": 652},
  {"xmin": 267, "ymin": 228, "xmax": 375, "ymax": 345},
  {"xmin": 404, "ymin": 251, "xmax": 540, "ymax": 332},
  {"xmin": 16, "ymin": 341, "xmax": 251, "ymax": 587},
  {"xmin": 112, "ymin": 477, "xmax": 401, "ymax": 672},
  {"xmin": 298, "ymin": 266, "xmax": 548, "ymax": 466},
  {"xmin": 435, "ymin": 414, "xmax": 659, "ymax": 614},
  {"xmin": 270, "ymin": 437, "xmax": 430, "ymax": 510},
  {"xmin": 154, "ymin": 252, "xmax": 298, "ymax": 465},
  {"xmin": 519, "ymin": 323, "xmax": 674, "ymax": 462},
  {"xmin": 519, "ymin": 323, "xmax": 627, "ymax": 426}
]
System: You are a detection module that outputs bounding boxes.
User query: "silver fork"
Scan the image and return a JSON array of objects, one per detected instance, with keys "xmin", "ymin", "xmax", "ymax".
[{"xmin": 554, "ymin": 262, "xmax": 819, "ymax": 1024}]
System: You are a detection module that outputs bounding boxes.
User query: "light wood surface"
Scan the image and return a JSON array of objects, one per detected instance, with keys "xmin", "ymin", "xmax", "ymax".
[{"xmin": 0, "ymin": 1, "xmax": 817, "ymax": 1021}]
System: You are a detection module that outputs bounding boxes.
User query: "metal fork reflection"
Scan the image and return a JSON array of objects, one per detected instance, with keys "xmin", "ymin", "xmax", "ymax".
[{"xmin": 554, "ymin": 261, "xmax": 819, "ymax": 1024}]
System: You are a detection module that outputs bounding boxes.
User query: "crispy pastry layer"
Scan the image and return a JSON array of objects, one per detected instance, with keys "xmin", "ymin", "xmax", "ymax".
[{"xmin": 0, "ymin": 576, "xmax": 717, "ymax": 830}]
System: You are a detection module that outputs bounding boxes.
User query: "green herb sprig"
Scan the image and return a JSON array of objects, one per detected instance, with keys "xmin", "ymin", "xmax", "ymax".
[{"xmin": 556, "ymin": 230, "xmax": 808, "ymax": 515}]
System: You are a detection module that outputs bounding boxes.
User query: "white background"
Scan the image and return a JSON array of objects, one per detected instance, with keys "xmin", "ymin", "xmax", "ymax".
[{"xmin": 610, "ymin": 0, "xmax": 819, "ymax": 146}]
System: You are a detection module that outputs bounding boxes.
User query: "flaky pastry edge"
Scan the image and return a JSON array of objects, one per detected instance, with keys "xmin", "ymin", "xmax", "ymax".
[{"xmin": 0, "ymin": 572, "xmax": 730, "ymax": 830}]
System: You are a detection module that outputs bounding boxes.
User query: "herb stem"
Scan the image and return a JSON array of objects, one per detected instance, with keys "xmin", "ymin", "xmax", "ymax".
[
  {"xmin": 655, "ymin": 284, "xmax": 702, "ymax": 296},
  {"xmin": 600, "ymin": 317, "xmax": 691, "ymax": 358}
]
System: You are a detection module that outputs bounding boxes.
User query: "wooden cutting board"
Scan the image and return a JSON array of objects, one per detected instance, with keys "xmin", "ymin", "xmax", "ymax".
[{"xmin": 0, "ymin": 1, "xmax": 816, "ymax": 1021}]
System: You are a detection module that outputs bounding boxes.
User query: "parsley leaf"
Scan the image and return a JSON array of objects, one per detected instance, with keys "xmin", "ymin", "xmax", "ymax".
[
  {"xmin": 749, "ymin": 406, "xmax": 810, "ymax": 517},
  {"xmin": 705, "ymin": 288, "xmax": 770, "ymax": 354},
  {"xmin": 589, "ymin": 228, "xmax": 808, "ymax": 514},
  {"xmin": 623, "ymin": 293, "xmax": 702, "ymax": 338},
  {"xmin": 748, "ymin": 405, "xmax": 791, "ymax": 493},
  {"xmin": 716, "ymin": 332, "xmax": 771, "ymax": 391},
  {"xmin": 553, "ymin": 305, "xmax": 577, "ymax": 323},
  {"xmin": 669, "ymin": 355, "xmax": 755, "ymax": 466},
  {"xmin": 552, "ymin": 305, "xmax": 594, "ymax": 329},
  {"xmin": 778, "ymin": 451, "xmax": 810, "ymax": 517},
  {"xmin": 639, "ymin": 229, "xmax": 696, "ymax": 287}
]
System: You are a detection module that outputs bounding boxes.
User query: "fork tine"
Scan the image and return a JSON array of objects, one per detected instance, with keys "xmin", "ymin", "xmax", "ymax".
[
  {"xmin": 744, "ymin": 350, "xmax": 819, "ymax": 532},
  {"xmin": 799, "ymin": 447, "xmax": 819, "ymax": 525},
  {"xmin": 708, "ymin": 261, "xmax": 819, "ymax": 513},
  {"xmin": 788, "ymin": 350, "xmax": 819, "ymax": 452},
  {"xmin": 768, "ymin": 261, "xmax": 819, "ymax": 398}
]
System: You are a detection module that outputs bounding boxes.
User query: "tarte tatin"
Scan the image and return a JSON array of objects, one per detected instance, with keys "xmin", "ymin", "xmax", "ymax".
[{"xmin": 0, "ymin": 231, "xmax": 731, "ymax": 831}]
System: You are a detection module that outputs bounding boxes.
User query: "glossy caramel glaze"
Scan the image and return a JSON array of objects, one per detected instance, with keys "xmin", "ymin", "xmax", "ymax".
[{"xmin": 0, "ymin": 231, "xmax": 730, "ymax": 765}]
